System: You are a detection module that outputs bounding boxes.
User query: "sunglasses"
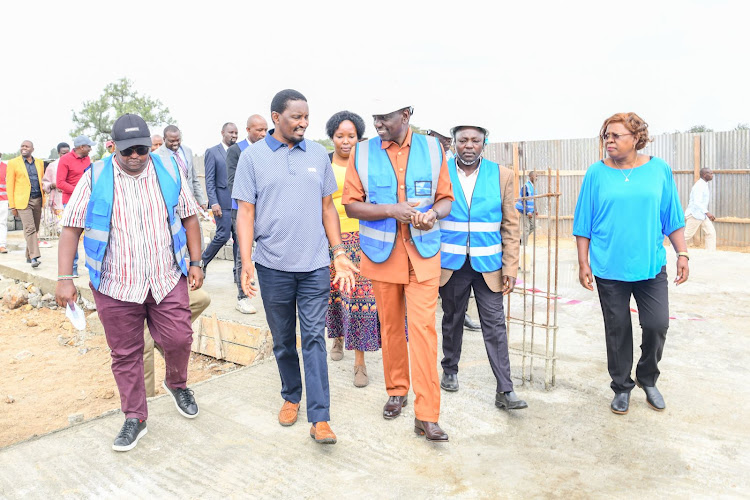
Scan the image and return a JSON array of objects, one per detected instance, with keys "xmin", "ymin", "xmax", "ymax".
[{"xmin": 120, "ymin": 145, "xmax": 151, "ymax": 156}]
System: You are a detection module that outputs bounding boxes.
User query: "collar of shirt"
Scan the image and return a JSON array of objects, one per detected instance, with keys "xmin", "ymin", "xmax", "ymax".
[
  {"xmin": 221, "ymin": 142, "xmax": 230, "ymax": 151},
  {"xmin": 24, "ymin": 157, "xmax": 35, "ymax": 165},
  {"xmin": 265, "ymin": 129, "xmax": 307, "ymax": 152},
  {"xmin": 380, "ymin": 128, "xmax": 413, "ymax": 150}
]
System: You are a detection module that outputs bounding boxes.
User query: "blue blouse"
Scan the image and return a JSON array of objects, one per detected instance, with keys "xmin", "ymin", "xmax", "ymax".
[{"xmin": 573, "ymin": 157, "xmax": 685, "ymax": 282}]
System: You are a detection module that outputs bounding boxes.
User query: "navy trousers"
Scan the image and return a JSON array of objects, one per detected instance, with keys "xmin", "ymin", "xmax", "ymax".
[
  {"xmin": 202, "ymin": 209, "xmax": 234, "ymax": 268},
  {"xmin": 595, "ymin": 266, "xmax": 670, "ymax": 394},
  {"xmin": 256, "ymin": 263, "xmax": 331, "ymax": 423}
]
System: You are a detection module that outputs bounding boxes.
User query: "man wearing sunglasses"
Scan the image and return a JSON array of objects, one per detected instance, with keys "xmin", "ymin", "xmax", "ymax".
[{"xmin": 55, "ymin": 113, "xmax": 205, "ymax": 452}]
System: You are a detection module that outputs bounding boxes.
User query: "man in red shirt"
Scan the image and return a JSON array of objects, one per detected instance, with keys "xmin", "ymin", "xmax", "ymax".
[
  {"xmin": 57, "ymin": 135, "xmax": 95, "ymax": 276},
  {"xmin": 0, "ymin": 155, "xmax": 8, "ymax": 253}
]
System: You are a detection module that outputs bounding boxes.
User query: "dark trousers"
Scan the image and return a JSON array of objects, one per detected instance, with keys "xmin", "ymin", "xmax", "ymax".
[
  {"xmin": 439, "ymin": 260, "xmax": 513, "ymax": 393},
  {"xmin": 202, "ymin": 208, "xmax": 234, "ymax": 268},
  {"xmin": 595, "ymin": 267, "xmax": 670, "ymax": 394},
  {"xmin": 231, "ymin": 209, "xmax": 246, "ymax": 300},
  {"xmin": 91, "ymin": 276, "xmax": 193, "ymax": 421},
  {"xmin": 256, "ymin": 263, "xmax": 330, "ymax": 423}
]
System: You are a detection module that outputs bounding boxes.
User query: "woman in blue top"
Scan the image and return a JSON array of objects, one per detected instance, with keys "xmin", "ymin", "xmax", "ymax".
[{"xmin": 573, "ymin": 112, "xmax": 689, "ymax": 416}]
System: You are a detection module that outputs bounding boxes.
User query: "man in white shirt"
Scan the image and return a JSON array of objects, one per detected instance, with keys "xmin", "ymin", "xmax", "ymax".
[{"xmin": 684, "ymin": 168, "xmax": 716, "ymax": 251}]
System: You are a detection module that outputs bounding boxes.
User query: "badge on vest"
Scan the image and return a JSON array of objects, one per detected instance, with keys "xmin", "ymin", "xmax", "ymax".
[{"xmin": 414, "ymin": 180, "xmax": 432, "ymax": 197}]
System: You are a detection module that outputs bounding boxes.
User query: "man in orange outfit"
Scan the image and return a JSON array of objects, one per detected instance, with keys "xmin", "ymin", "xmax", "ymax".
[{"xmin": 343, "ymin": 101, "xmax": 453, "ymax": 442}]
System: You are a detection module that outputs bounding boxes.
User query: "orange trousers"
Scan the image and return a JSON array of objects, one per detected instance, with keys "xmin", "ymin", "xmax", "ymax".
[{"xmin": 372, "ymin": 271, "xmax": 441, "ymax": 422}]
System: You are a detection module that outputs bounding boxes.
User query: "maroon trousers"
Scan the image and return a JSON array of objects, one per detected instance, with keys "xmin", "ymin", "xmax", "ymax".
[{"xmin": 91, "ymin": 276, "xmax": 193, "ymax": 421}]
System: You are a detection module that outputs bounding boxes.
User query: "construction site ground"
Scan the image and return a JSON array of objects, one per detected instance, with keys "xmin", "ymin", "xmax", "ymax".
[{"xmin": 0, "ymin": 230, "xmax": 748, "ymax": 498}]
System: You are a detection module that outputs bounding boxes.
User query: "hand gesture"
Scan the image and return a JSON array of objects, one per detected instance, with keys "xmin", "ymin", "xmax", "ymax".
[
  {"xmin": 411, "ymin": 209, "xmax": 437, "ymax": 231},
  {"xmin": 390, "ymin": 201, "xmax": 419, "ymax": 224},
  {"xmin": 332, "ymin": 254, "xmax": 359, "ymax": 294}
]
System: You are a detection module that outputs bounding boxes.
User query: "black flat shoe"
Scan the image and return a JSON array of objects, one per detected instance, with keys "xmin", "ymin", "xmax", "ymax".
[
  {"xmin": 440, "ymin": 372, "xmax": 459, "ymax": 392},
  {"xmin": 611, "ymin": 392, "xmax": 630, "ymax": 415},
  {"xmin": 636, "ymin": 378, "xmax": 665, "ymax": 411},
  {"xmin": 495, "ymin": 391, "xmax": 528, "ymax": 410},
  {"xmin": 463, "ymin": 314, "xmax": 481, "ymax": 331}
]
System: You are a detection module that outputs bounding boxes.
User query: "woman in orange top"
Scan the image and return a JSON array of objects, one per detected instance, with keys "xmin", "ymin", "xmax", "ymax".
[{"xmin": 325, "ymin": 110, "xmax": 380, "ymax": 387}]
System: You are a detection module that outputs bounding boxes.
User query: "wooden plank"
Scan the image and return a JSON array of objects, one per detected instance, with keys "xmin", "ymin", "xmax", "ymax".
[
  {"xmin": 211, "ymin": 313, "xmax": 224, "ymax": 360},
  {"xmin": 693, "ymin": 136, "xmax": 701, "ymax": 183}
]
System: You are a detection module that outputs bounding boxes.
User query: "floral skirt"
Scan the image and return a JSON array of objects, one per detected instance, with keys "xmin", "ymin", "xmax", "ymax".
[{"xmin": 326, "ymin": 232, "xmax": 381, "ymax": 352}]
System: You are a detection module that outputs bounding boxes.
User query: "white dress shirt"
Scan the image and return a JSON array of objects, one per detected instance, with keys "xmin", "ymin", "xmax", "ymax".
[
  {"xmin": 456, "ymin": 161, "xmax": 480, "ymax": 209},
  {"xmin": 685, "ymin": 178, "xmax": 710, "ymax": 220}
]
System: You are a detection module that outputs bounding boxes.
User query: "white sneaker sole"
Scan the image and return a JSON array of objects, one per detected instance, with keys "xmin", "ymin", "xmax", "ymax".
[
  {"xmin": 112, "ymin": 426, "xmax": 147, "ymax": 452},
  {"xmin": 163, "ymin": 381, "xmax": 199, "ymax": 419}
]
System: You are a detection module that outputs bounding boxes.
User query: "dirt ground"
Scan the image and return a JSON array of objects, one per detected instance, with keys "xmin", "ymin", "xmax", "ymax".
[{"xmin": 0, "ymin": 306, "xmax": 238, "ymax": 448}]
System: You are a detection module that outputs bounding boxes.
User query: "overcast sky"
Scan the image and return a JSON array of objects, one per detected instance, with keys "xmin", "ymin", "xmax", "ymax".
[{"xmin": 1, "ymin": 0, "xmax": 747, "ymax": 157}]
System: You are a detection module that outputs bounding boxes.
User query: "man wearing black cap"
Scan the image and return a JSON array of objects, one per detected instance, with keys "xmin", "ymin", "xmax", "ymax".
[{"xmin": 56, "ymin": 113, "xmax": 205, "ymax": 452}]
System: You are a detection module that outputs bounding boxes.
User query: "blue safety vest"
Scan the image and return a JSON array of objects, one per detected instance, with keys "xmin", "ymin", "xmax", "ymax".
[
  {"xmin": 355, "ymin": 134, "xmax": 443, "ymax": 263},
  {"xmin": 440, "ymin": 158, "xmax": 503, "ymax": 272},
  {"xmin": 231, "ymin": 139, "xmax": 251, "ymax": 210},
  {"xmin": 515, "ymin": 180, "xmax": 535, "ymax": 214},
  {"xmin": 83, "ymin": 153, "xmax": 189, "ymax": 290}
]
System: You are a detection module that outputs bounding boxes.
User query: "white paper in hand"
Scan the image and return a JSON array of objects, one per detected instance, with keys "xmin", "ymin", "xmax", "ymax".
[{"xmin": 66, "ymin": 303, "xmax": 86, "ymax": 331}]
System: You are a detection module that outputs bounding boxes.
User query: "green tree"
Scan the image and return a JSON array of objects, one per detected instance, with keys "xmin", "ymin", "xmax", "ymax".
[
  {"xmin": 410, "ymin": 124, "xmax": 427, "ymax": 134},
  {"xmin": 71, "ymin": 77, "xmax": 175, "ymax": 150},
  {"xmin": 1, "ymin": 151, "xmax": 20, "ymax": 160},
  {"xmin": 313, "ymin": 138, "xmax": 334, "ymax": 152},
  {"xmin": 735, "ymin": 123, "xmax": 749, "ymax": 131},
  {"xmin": 686, "ymin": 125, "xmax": 713, "ymax": 133}
]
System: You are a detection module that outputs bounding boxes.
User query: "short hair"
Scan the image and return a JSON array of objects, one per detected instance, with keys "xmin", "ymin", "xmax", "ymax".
[
  {"xmin": 221, "ymin": 122, "xmax": 236, "ymax": 132},
  {"xmin": 163, "ymin": 125, "xmax": 180, "ymax": 137},
  {"xmin": 57, "ymin": 142, "xmax": 70, "ymax": 153},
  {"xmin": 599, "ymin": 112, "xmax": 651, "ymax": 150},
  {"xmin": 325, "ymin": 111, "xmax": 366, "ymax": 140},
  {"xmin": 700, "ymin": 168, "xmax": 712, "ymax": 176},
  {"xmin": 270, "ymin": 89, "xmax": 307, "ymax": 115}
]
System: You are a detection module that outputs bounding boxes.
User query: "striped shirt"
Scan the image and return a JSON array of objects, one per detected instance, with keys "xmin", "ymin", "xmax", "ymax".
[{"xmin": 62, "ymin": 157, "xmax": 198, "ymax": 304}]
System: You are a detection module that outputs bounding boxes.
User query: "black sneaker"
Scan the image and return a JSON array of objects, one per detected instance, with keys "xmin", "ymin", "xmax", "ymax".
[
  {"xmin": 112, "ymin": 418, "xmax": 147, "ymax": 452},
  {"xmin": 163, "ymin": 381, "xmax": 199, "ymax": 418}
]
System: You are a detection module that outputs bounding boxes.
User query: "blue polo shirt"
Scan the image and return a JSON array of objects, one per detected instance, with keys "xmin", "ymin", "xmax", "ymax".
[
  {"xmin": 573, "ymin": 156, "xmax": 685, "ymax": 282},
  {"xmin": 232, "ymin": 131, "xmax": 338, "ymax": 272}
]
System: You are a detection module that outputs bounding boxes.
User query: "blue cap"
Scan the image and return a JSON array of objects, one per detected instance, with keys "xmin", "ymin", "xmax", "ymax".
[{"xmin": 73, "ymin": 135, "xmax": 96, "ymax": 148}]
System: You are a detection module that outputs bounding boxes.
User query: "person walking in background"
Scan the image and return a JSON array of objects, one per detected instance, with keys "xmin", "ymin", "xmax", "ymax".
[
  {"xmin": 0, "ymin": 154, "xmax": 8, "ymax": 254},
  {"xmin": 55, "ymin": 114, "xmax": 205, "ymax": 452},
  {"xmin": 516, "ymin": 171, "xmax": 537, "ymax": 246},
  {"xmin": 151, "ymin": 134, "xmax": 163, "ymax": 152},
  {"xmin": 225, "ymin": 114, "xmax": 267, "ymax": 314},
  {"xmin": 103, "ymin": 140, "xmax": 115, "ymax": 158},
  {"xmin": 6, "ymin": 141, "xmax": 45, "ymax": 268},
  {"xmin": 202, "ymin": 122, "xmax": 238, "ymax": 275},
  {"xmin": 41, "ymin": 142, "xmax": 70, "ymax": 242},
  {"xmin": 234, "ymin": 90, "xmax": 358, "ymax": 445},
  {"xmin": 158, "ymin": 125, "xmax": 206, "ymax": 208},
  {"xmin": 325, "ymin": 110, "xmax": 380, "ymax": 388},
  {"xmin": 438, "ymin": 121, "xmax": 527, "ymax": 411},
  {"xmin": 574, "ymin": 112, "xmax": 688, "ymax": 416},
  {"xmin": 343, "ymin": 100, "xmax": 453, "ymax": 442},
  {"xmin": 57, "ymin": 135, "xmax": 96, "ymax": 276},
  {"xmin": 684, "ymin": 168, "xmax": 716, "ymax": 251}
]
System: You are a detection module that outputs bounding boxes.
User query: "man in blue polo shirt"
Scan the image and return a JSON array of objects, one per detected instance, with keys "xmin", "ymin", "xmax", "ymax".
[{"xmin": 233, "ymin": 89, "xmax": 357, "ymax": 445}]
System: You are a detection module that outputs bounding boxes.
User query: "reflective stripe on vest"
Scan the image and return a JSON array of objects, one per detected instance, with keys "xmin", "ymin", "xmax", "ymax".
[
  {"xmin": 515, "ymin": 180, "xmax": 535, "ymax": 213},
  {"xmin": 355, "ymin": 134, "xmax": 443, "ymax": 263},
  {"xmin": 83, "ymin": 154, "xmax": 189, "ymax": 290},
  {"xmin": 440, "ymin": 158, "xmax": 504, "ymax": 272}
]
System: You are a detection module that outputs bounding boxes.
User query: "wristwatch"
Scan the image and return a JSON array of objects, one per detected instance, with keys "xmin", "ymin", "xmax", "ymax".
[{"xmin": 189, "ymin": 260, "xmax": 204, "ymax": 268}]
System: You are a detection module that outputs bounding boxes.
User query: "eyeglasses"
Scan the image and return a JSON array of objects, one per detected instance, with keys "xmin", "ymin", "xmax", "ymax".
[
  {"xmin": 601, "ymin": 133, "xmax": 633, "ymax": 141},
  {"xmin": 119, "ymin": 145, "xmax": 151, "ymax": 156}
]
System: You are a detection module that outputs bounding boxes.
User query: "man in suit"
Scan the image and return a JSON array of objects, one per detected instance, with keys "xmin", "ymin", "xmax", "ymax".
[
  {"xmin": 225, "ymin": 114, "xmax": 267, "ymax": 314},
  {"xmin": 438, "ymin": 122, "xmax": 527, "ymax": 410},
  {"xmin": 157, "ymin": 125, "xmax": 206, "ymax": 208},
  {"xmin": 202, "ymin": 122, "xmax": 238, "ymax": 273},
  {"xmin": 6, "ymin": 140, "xmax": 45, "ymax": 267}
]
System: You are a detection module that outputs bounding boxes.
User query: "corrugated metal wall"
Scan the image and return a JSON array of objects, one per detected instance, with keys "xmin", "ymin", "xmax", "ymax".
[{"xmin": 484, "ymin": 130, "xmax": 750, "ymax": 248}]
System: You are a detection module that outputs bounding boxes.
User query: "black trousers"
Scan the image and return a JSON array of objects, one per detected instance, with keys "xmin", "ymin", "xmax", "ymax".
[
  {"xmin": 439, "ymin": 259, "xmax": 513, "ymax": 393},
  {"xmin": 595, "ymin": 266, "xmax": 670, "ymax": 394},
  {"xmin": 230, "ymin": 209, "xmax": 247, "ymax": 301}
]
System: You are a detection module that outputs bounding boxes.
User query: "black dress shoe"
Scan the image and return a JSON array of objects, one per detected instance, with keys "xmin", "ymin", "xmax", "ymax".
[
  {"xmin": 112, "ymin": 418, "xmax": 147, "ymax": 452},
  {"xmin": 440, "ymin": 372, "xmax": 459, "ymax": 392},
  {"xmin": 636, "ymin": 378, "xmax": 665, "ymax": 411},
  {"xmin": 495, "ymin": 391, "xmax": 528, "ymax": 410},
  {"xmin": 414, "ymin": 419, "xmax": 449, "ymax": 442},
  {"xmin": 163, "ymin": 381, "xmax": 199, "ymax": 418},
  {"xmin": 383, "ymin": 395, "xmax": 407, "ymax": 420},
  {"xmin": 463, "ymin": 314, "xmax": 481, "ymax": 331},
  {"xmin": 611, "ymin": 392, "xmax": 630, "ymax": 415}
]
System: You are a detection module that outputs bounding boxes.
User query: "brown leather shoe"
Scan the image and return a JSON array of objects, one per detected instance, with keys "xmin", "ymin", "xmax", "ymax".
[
  {"xmin": 309, "ymin": 421, "xmax": 337, "ymax": 444},
  {"xmin": 383, "ymin": 395, "xmax": 408, "ymax": 419},
  {"xmin": 278, "ymin": 400, "xmax": 300, "ymax": 426},
  {"xmin": 414, "ymin": 419, "xmax": 449, "ymax": 442}
]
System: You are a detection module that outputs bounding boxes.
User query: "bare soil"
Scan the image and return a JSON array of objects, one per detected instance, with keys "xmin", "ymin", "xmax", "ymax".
[{"xmin": 0, "ymin": 307, "xmax": 238, "ymax": 448}]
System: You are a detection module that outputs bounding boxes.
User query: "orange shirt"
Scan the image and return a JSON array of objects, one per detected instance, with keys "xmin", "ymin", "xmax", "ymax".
[{"xmin": 342, "ymin": 129, "xmax": 454, "ymax": 284}]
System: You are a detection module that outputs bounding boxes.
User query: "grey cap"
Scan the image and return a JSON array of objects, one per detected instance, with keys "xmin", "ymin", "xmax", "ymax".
[{"xmin": 73, "ymin": 135, "xmax": 96, "ymax": 148}]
